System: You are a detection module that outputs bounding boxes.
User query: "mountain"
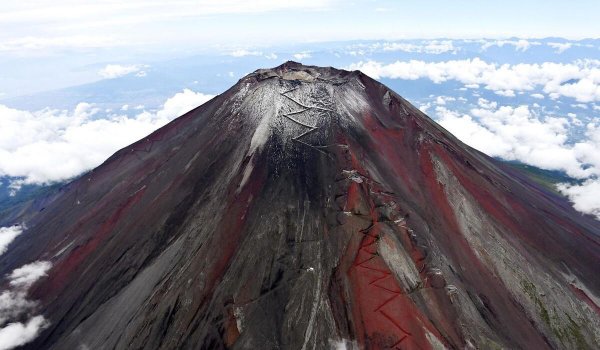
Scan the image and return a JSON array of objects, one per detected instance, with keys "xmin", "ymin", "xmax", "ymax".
[{"xmin": 2, "ymin": 62, "xmax": 599, "ymax": 349}]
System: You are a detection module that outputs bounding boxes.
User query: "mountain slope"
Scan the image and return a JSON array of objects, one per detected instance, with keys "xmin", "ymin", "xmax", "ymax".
[{"xmin": 2, "ymin": 62, "xmax": 599, "ymax": 349}]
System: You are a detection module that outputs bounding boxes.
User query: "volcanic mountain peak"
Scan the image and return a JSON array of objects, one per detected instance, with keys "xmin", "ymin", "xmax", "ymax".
[
  {"xmin": 231, "ymin": 61, "xmax": 418, "ymax": 161},
  {"xmin": 252, "ymin": 60, "xmax": 358, "ymax": 81},
  {"xmin": 2, "ymin": 63, "xmax": 600, "ymax": 350}
]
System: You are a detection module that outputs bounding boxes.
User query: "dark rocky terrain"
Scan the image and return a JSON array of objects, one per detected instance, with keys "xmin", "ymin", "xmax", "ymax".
[{"xmin": 2, "ymin": 62, "xmax": 599, "ymax": 349}]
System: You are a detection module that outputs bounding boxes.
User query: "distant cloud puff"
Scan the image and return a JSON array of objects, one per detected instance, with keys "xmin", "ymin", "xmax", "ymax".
[
  {"xmin": 548, "ymin": 42, "xmax": 573, "ymax": 54},
  {"xmin": 382, "ymin": 40, "xmax": 456, "ymax": 54},
  {"xmin": 229, "ymin": 49, "xmax": 262, "ymax": 57},
  {"xmin": 293, "ymin": 52, "xmax": 311, "ymax": 60},
  {"xmin": 98, "ymin": 64, "xmax": 148, "ymax": 79},
  {"xmin": 0, "ymin": 226, "xmax": 23, "ymax": 256},
  {"xmin": 0, "ymin": 89, "xmax": 214, "ymax": 186},
  {"xmin": 480, "ymin": 39, "xmax": 541, "ymax": 52},
  {"xmin": 494, "ymin": 89, "xmax": 515, "ymax": 97}
]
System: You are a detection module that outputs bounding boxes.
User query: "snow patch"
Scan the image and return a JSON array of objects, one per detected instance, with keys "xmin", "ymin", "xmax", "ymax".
[
  {"xmin": 329, "ymin": 339, "xmax": 359, "ymax": 350},
  {"xmin": 237, "ymin": 159, "xmax": 255, "ymax": 193},
  {"xmin": 233, "ymin": 307, "xmax": 244, "ymax": 334},
  {"xmin": 248, "ymin": 116, "xmax": 271, "ymax": 155}
]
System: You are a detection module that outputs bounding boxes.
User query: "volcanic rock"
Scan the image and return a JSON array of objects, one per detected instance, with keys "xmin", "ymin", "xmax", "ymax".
[{"xmin": 2, "ymin": 62, "xmax": 599, "ymax": 349}]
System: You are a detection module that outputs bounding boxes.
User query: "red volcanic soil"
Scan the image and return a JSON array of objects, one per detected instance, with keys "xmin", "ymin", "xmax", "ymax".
[{"xmin": 1, "ymin": 62, "xmax": 599, "ymax": 350}]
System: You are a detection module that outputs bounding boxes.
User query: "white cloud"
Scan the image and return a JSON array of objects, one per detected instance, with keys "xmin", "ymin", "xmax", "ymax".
[
  {"xmin": 229, "ymin": 49, "xmax": 262, "ymax": 57},
  {"xmin": 0, "ymin": 291, "xmax": 36, "ymax": 325},
  {"xmin": 423, "ymin": 40, "xmax": 456, "ymax": 54},
  {"xmin": 0, "ymin": 89, "xmax": 214, "ymax": 185},
  {"xmin": 157, "ymin": 89, "xmax": 213, "ymax": 119},
  {"xmin": 8, "ymin": 261, "xmax": 52, "ymax": 288},
  {"xmin": 0, "ymin": 315, "xmax": 48, "ymax": 350},
  {"xmin": 436, "ymin": 105, "xmax": 589, "ymax": 178},
  {"xmin": 531, "ymin": 93, "xmax": 545, "ymax": 99},
  {"xmin": 435, "ymin": 102, "xmax": 600, "ymax": 219},
  {"xmin": 0, "ymin": 261, "xmax": 52, "ymax": 349},
  {"xmin": 419, "ymin": 103, "xmax": 431, "ymax": 113},
  {"xmin": 477, "ymin": 98, "xmax": 497, "ymax": 109},
  {"xmin": 435, "ymin": 96, "xmax": 455, "ymax": 105},
  {"xmin": 558, "ymin": 180, "xmax": 600, "ymax": 219},
  {"xmin": 264, "ymin": 53, "xmax": 278, "ymax": 59},
  {"xmin": 348, "ymin": 58, "xmax": 600, "ymax": 103},
  {"xmin": 0, "ymin": 227, "xmax": 23, "ymax": 256},
  {"xmin": 293, "ymin": 52, "xmax": 311, "ymax": 60},
  {"xmin": 381, "ymin": 40, "xmax": 456, "ymax": 54},
  {"xmin": 480, "ymin": 39, "xmax": 541, "ymax": 52},
  {"xmin": 495, "ymin": 89, "xmax": 515, "ymax": 97},
  {"xmin": 98, "ymin": 64, "xmax": 147, "ymax": 79},
  {"xmin": 548, "ymin": 42, "xmax": 572, "ymax": 54},
  {"xmin": 436, "ymin": 106, "xmax": 512, "ymax": 158}
]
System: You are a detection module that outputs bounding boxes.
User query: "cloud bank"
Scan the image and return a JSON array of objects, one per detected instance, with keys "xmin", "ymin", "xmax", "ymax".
[
  {"xmin": 348, "ymin": 58, "xmax": 600, "ymax": 103},
  {"xmin": 433, "ymin": 101, "xmax": 600, "ymax": 219},
  {"xmin": 0, "ymin": 89, "xmax": 214, "ymax": 185}
]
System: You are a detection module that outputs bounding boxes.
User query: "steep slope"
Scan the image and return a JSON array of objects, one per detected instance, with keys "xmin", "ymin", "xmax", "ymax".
[{"xmin": 2, "ymin": 62, "xmax": 599, "ymax": 349}]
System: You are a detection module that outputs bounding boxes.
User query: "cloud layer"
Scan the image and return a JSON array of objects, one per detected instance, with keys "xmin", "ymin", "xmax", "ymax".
[
  {"xmin": 0, "ymin": 89, "xmax": 214, "ymax": 185},
  {"xmin": 349, "ymin": 58, "xmax": 600, "ymax": 103}
]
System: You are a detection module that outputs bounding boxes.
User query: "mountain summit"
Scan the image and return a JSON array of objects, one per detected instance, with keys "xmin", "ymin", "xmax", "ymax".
[{"xmin": 3, "ymin": 62, "xmax": 599, "ymax": 349}]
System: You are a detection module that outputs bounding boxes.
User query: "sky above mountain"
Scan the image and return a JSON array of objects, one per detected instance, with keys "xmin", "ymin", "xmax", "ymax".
[{"xmin": 1, "ymin": 0, "xmax": 599, "ymax": 52}]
